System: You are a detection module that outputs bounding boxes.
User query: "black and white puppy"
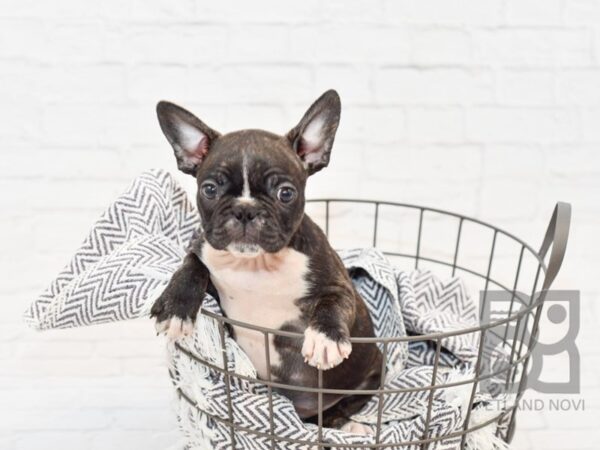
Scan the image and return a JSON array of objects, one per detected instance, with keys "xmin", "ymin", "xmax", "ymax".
[{"xmin": 150, "ymin": 90, "xmax": 382, "ymax": 431}]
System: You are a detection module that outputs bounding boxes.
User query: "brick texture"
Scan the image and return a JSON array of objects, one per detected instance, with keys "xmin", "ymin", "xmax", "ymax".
[{"xmin": 1, "ymin": 1, "xmax": 598, "ymax": 449}]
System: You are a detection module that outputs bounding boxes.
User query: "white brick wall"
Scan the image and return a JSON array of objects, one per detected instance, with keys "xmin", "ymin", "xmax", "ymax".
[{"xmin": 1, "ymin": 1, "xmax": 599, "ymax": 449}]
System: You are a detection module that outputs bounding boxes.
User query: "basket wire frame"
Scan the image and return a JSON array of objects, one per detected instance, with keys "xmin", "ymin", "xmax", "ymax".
[{"xmin": 171, "ymin": 199, "xmax": 571, "ymax": 449}]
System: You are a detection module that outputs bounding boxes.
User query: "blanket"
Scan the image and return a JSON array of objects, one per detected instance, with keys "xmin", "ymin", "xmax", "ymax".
[{"xmin": 25, "ymin": 170, "xmax": 513, "ymax": 450}]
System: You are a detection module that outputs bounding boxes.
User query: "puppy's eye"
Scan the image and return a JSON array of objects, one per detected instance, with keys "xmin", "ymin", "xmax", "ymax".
[
  {"xmin": 277, "ymin": 185, "xmax": 296, "ymax": 203},
  {"xmin": 201, "ymin": 182, "xmax": 218, "ymax": 199}
]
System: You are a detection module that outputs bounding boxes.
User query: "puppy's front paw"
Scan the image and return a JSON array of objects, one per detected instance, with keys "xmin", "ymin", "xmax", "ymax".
[
  {"xmin": 154, "ymin": 315, "xmax": 195, "ymax": 340},
  {"xmin": 340, "ymin": 420, "xmax": 374, "ymax": 435},
  {"xmin": 301, "ymin": 327, "xmax": 352, "ymax": 370},
  {"xmin": 150, "ymin": 290, "xmax": 199, "ymax": 341}
]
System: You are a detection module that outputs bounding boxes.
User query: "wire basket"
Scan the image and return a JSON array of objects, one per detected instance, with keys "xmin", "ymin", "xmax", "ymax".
[{"xmin": 170, "ymin": 199, "xmax": 571, "ymax": 449}]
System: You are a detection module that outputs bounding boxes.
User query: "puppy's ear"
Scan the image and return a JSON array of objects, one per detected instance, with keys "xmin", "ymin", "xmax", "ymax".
[
  {"xmin": 156, "ymin": 101, "xmax": 220, "ymax": 176},
  {"xmin": 287, "ymin": 89, "xmax": 341, "ymax": 175}
]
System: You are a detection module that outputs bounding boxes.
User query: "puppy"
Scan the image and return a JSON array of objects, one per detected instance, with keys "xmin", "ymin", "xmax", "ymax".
[{"xmin": 150, "ymin": 90, "xmax": 382, "ymax": 430}]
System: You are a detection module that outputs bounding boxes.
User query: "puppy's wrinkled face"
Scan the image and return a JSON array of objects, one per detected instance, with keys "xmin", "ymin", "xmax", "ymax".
[
  {"xmin": 196, "ymin": 131, "xmax": 307, "ymax": 253},
  {"xmin": 156, "ymin": 90, "xmax": 341, "ymax": 254}
]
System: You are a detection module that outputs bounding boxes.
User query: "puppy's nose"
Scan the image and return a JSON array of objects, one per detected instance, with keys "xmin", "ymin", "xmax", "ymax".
[{"xmin": 232, "ymin": 204, "xmax": 258, "ymax": 224}]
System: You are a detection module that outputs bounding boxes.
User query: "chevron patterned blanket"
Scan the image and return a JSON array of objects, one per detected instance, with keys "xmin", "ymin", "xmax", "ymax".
[
  {"xmin": 25, "ymin": 170, "xmax": 511, "ymax": 450},
  {"xmin": 172, "ymin": 257, "xmax": 511, "ymax": 450}
]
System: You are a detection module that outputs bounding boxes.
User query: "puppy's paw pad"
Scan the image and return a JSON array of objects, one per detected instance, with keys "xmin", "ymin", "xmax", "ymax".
[
  {"xmin": 156, "ymin": 317, "xmax": 195, "ymax": 340},
  {"xmin": 301, "ymin": 327, "xmax": 352, "ymax": 370},
  {"xmin": 340, "ymin": 421, "xmax": 374, "ymax": 436}
]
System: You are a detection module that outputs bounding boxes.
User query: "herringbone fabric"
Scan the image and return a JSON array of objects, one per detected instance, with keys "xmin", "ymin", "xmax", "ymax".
[
  {"xmin": 24, "ymin": 169, "xmax": 199, "ymax": 330},
  {"xmin": 171, "ymin": 252, "xmax": 510, "ymax": 450},
  {"xmin": 26, "ymin": 170, "xmax": 511, "ymax": 449}
]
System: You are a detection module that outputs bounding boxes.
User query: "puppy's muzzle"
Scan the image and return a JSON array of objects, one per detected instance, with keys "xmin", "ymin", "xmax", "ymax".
[
  {"xmin": 231, "ymin": 203, "xmax": 259, "ymax": 226},
  {"xmin": 226, "ymin": 204, "xmax": 265, "ymax": 242}
]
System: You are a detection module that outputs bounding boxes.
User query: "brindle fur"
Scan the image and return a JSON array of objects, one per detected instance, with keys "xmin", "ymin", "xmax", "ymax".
[{"xmin": 150, "ymin": 90, "xmax": 382, "ymax": 427}]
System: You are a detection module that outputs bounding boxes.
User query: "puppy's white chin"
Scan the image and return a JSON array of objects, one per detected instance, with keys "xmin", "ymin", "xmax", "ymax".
[{"xmin": 227, "ymin": 242, "xmax": 264, "ymax": 258}]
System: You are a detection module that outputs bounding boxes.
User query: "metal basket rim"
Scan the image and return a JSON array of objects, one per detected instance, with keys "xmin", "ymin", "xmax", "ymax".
[
  {"xmin": 194, "ymin": 198, "xmax": 551, "ymax": 342},
  {"xmin": 305, "ymin": 198, "xmax": 547, "ymax": 270}
]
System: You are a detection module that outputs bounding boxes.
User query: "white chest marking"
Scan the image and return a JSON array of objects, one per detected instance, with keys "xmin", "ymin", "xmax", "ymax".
[{"xmin": 201, "ymin": 243, "xmax": 309, "ymax": 379}]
